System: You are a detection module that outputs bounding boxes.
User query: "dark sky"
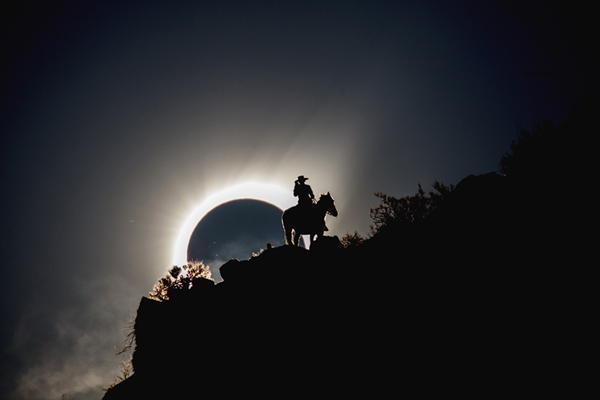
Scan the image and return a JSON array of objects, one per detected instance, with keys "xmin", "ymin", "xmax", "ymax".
[{"xmin": 0, "ymin": 1, "xmax": 593, "ymax": 398}]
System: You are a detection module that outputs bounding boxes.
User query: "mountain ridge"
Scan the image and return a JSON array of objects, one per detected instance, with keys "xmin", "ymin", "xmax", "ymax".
[{"xmin": 104, "ymin": 172, "xmax": 571, "ymax": 399}]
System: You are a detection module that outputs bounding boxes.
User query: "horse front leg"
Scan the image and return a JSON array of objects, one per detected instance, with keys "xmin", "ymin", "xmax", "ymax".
[{"xmin": 314, "ymin": 230, "xmax": 324, "ymax": 244}]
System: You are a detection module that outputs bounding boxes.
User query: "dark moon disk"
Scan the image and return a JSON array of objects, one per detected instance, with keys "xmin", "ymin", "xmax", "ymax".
[{"xmin": 187, "ymin": 199, "xmax": 302, "ymax": 281}]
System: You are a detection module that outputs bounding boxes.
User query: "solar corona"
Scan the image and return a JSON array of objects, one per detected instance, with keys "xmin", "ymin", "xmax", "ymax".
[{"xmin": 172, "ymin": 182, "xmax": 296, "ymax": 266}]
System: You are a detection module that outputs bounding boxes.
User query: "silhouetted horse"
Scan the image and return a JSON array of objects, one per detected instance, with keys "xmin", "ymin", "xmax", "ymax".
[{"xmin": 282, "ymin": 192, "xmax": 338, "ymax": 246}]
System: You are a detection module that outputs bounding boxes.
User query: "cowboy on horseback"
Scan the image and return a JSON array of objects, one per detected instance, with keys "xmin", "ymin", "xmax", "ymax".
[
  {"xmin": 283, "ymin": 176, "xmax": 338, "ymax": 246},
  {"xmin": 293, "ymin": 175, "xmax": 315, "ymax": 206}
]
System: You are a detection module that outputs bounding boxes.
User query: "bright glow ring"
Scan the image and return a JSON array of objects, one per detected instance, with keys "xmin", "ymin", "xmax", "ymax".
[{"xmin": 172, "ymin": 182, "xmax": 296, "ymax": 266}]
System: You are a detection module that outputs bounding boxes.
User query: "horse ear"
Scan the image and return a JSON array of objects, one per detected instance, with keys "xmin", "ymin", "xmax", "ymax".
[{"xmin": 327, "ymin": 191, "xmax": 330, "ymax": 195}]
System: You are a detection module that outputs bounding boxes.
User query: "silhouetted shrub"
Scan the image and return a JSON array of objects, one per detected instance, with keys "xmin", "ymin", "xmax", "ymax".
[
  {"xmin": 340, "ymin": 231, "xmax": 366, "ymax": 248},
  {"xmin": 369, "ymin": 181, "xmax": 453, "ymax": 235},
  {"xmin": 149, "ymin": 262, "xmax": 212, "ymax": 301},
  {"xmin": 499, "ymin": 120, "xmax": 559, "ymax": 179}
]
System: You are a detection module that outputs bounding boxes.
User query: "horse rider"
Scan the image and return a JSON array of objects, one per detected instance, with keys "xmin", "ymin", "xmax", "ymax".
[{"xmin": 293, "ymin": 175, "xmax": 315, "ymax": 206}]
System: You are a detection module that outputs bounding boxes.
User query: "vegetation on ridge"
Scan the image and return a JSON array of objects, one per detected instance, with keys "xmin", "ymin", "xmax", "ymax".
[{"xmin": 149, "ymin": 262, "xmax": 212, "ymax": 302}]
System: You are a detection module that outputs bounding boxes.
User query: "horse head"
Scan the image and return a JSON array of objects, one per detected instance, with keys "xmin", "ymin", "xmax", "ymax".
[{"xmin": 318, "ymin": 192, "xmax": 338, "ymax": 217}]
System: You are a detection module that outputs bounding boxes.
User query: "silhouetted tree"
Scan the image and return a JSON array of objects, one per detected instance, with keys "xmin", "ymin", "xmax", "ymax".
[
  {"xmin": 340, "ymin": 231, "xmax": 366, "ymax": 248},
  {"xmin": 499, "ymin": 120, "xmax": 559, "ymax": 179},
  {"xmin": 369, "ymin": 181, "xmax": 453, "ymax": 235},
  {"xmin": 149, "ymin": 262, "xmax": 212, "ymax": 301}
]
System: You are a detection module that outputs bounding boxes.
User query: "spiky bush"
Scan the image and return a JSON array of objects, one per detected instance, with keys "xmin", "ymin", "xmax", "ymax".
[
  {"xmin": 103, "ymin": 356, "xmax": 133, "ymax": 392},
  {"xmin": 369, "ymin": 181, "xmax": 453, "ymax": 235},
  {"xmin": 340, "ymin": 231, "xmax": 366, "ymax": 248}
]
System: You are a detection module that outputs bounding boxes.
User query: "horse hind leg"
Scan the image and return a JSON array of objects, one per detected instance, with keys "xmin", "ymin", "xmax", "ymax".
[
  {"xmin": 283, "ymin": 214, "xmax": 292, "ymax": 246},
  {"xmin": 284, "ymin": 224, "xmax": 298, "ymax": 246},
  {"xmin": 284, "ymin": 224, "xmax": 293, "ymax": 246}
]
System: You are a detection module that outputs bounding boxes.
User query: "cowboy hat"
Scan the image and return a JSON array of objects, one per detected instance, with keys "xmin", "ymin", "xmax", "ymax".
[{"xmin": 297, "ymin": 175, "xmax": 308, "ymax": 182}]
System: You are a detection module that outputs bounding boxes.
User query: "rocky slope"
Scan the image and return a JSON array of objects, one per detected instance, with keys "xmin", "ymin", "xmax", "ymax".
[{"xmin": 104, "ymin": 173, "xmax": 576, "ymax": 399}]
